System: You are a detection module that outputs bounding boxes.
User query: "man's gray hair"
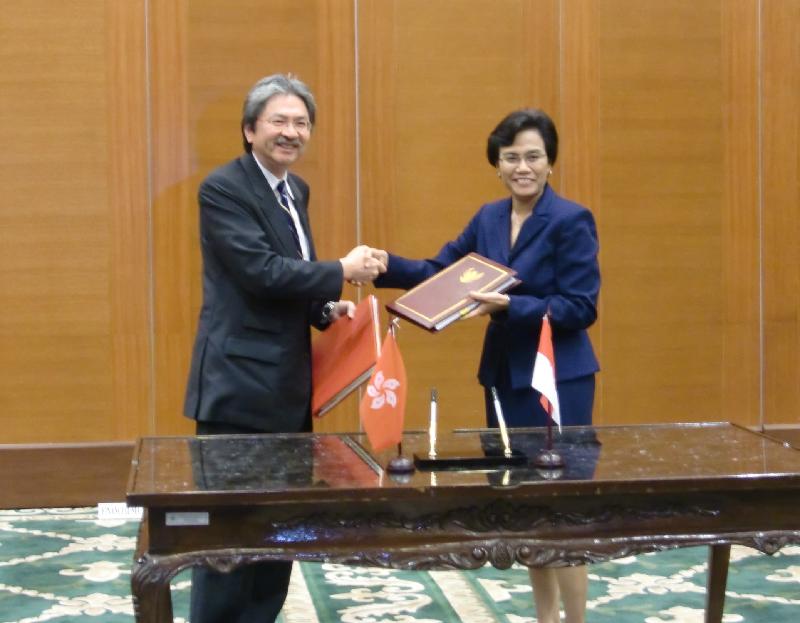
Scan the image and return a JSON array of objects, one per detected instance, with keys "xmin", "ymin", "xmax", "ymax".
[{"xmin": 241, "ymin": 74, "xmax": 316, "ymax": 152}]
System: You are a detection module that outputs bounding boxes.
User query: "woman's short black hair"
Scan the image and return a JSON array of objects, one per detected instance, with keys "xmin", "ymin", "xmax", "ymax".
[{"xmin": 486, "ymin": 109, "xmax": 559, "ymax": 166}]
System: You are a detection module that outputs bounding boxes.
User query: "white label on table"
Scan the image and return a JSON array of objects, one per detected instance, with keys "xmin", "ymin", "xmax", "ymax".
[
  {"xmin": 97, "ymin": 503, "xmax": 144, "ymax": 520},
  {"xmin": 165, "ymin": 511, "xmax": 210, "ymax": 526}
]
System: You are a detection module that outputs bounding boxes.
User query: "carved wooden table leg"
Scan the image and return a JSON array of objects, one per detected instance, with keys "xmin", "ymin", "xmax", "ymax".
[
  {"xmin": 131, "ymin": 553, "xmax": 176, "ymax": 623},
  {"xmin": 705, "ymin": 544, "xmax": 731, "ymax": 623}
]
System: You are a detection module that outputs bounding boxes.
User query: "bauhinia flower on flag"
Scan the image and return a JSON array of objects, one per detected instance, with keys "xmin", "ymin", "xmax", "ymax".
[
  {"xmin": 359, "ymin": 327, "xmax": 407, "ymax": 452},
  {"xmin": 531, "ymin": 315, "xmax": 561, "ymax": 431}
]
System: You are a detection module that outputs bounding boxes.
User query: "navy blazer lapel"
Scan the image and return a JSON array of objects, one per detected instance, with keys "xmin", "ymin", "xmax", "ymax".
[
  {"xmin": 510, "ymin": 185, "xmax": 554, "ymax": 260},
  {"xmin": 240, "ymin": 154, "xmax": 301, "ymax": 258}
]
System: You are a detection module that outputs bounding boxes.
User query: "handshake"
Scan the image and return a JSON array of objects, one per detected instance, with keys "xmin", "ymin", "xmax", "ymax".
[{"xmin": 339, "ymin": 245, "xmax": 389, "ymax": 286}]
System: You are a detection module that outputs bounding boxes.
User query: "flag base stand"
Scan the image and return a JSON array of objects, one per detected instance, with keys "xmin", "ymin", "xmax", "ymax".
[
  {"xmin": 535, "ymin": 466, "xmax": 565, "ymax": 480},
  {"xmin": 387, "ymin": 455, "xmax": 415, "ymax": 474},
  {"xmin": 533, "ymin": 449, "xmax": 564, "ymax": 469}
]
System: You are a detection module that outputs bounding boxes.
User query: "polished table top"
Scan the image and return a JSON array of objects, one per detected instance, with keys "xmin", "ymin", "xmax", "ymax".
[
  {"xmin": 128, "ymin": 423, "xmax": 800, "ymax": 623},
  {"xmin": 127, "ymin": 422, "xmax": 800, "ymax": 507}
]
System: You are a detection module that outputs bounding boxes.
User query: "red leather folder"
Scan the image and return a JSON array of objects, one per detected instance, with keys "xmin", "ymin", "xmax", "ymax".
[
  {"xmin": 386, "ymin": 253, "xmax": 519, "ymax": 332},
  {"xmin": 311, "ymin": 295, "xmax": 381, "ymax": 417}
]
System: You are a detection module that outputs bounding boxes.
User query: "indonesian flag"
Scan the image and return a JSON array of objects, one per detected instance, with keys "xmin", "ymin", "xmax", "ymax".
[
  {"xmin": 359, "ymin": 328, "xmax": 407, "ymax": 451},
  {"xmin": 531, "ymin": 315, "xmax": 561, "ymax": 431}
]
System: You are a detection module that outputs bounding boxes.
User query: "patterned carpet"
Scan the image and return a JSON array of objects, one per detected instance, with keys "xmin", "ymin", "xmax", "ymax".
[{"xmin": 0, "ymin": 508, "xmax": 798, "ymax": 622}]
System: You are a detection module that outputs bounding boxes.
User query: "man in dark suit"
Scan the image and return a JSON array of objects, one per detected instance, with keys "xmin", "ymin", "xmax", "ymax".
[{"xmin": 183, "ymin": 74, "xmax": 385, "ymax": 623}]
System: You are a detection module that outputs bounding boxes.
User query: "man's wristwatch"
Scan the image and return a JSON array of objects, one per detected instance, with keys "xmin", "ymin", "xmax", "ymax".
[{"xmin": 321, "ymin": 301, "xmax": 336, "ymax": 324}]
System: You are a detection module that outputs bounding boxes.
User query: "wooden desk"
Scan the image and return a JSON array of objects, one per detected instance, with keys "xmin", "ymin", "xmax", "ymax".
[{"xmin": 127, "ymin": 423, "xmax": 800, "ymax": 622}]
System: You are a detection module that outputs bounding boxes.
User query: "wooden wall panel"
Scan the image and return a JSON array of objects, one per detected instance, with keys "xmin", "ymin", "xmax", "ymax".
[
  {"xmin": 302, "ymin": 0, "xmax": 359, "ymax": 433},
  {"xmin": 150, "ymin": 0, "xmax": 357, "ymax": 434},
  {"xmin": 107, "ymin": 0, "xmax": 152, "ymax": 439},
  {"xmin": 720, "ymin": 0, "xmax": 761, "ymax": 427},
  {"xmin": 359, "ymin": 0, "xmax": 561, "ymax": 432},
  {"xmin": 585, "ymin": 0, "xmax": 762, "ymax": 427},
  {"xmin": 560, "ymin": 0, "xmax": 601, "ymax": 416},
  {"xmin": 763, "ymin": 0, "xmax": 800, "ymax": 427},
  {"xmin": 0, "ymin": 0, "xmax": 796, "ymax": 445},
  {"xmin": 149, "ymin": 0, "xmax": 194, "ymax": 436},
  {"xmin": 592, "ymin": 1, "xmax": 751, "ymax": 425},
  {"xmin": 0, "ymin": 1, "xmax": 149, "ymax": 442}
]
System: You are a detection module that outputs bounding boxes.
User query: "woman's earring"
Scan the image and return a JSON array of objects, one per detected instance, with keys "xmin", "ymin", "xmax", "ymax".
[
  {"xmin": 548, "ymin": 169, "xmax": 553, "ymax": 176},
  {"xmin": 497, "ymin": 170, "xmax": 501, "ymax": 178}
]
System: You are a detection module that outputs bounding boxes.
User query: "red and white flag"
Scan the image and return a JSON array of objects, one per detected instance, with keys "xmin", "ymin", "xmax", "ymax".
[
  {"xmin": 359, "ymin": 328, "xmax": 407, "ymax": 451},
  {"xmin": 531, "ymin": 315, "xmax": 561, "ymax": 431}
]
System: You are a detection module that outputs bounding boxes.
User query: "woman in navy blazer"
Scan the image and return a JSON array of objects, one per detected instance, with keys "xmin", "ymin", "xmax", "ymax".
[{"xmin": 372, "ymin": 109, "xmax": 599, "ymax": 623}]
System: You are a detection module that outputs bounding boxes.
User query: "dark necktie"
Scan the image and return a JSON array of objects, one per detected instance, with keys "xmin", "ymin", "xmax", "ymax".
[{"xmin": 276, "ymin": 180, "xmax": 302, "ymax": 258}]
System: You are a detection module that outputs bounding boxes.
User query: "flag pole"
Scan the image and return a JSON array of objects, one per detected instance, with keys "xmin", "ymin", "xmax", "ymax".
[
  {"xmin": 534, "ymin": 405, "xmax": 564, "ymax": 468},
  {"xmin": 532, "ymin": 315, "xmax": 564, "ymax": 469},
  {"xmin": 386, "ymin": 319, "xmax": 414, "ymax": 475}
]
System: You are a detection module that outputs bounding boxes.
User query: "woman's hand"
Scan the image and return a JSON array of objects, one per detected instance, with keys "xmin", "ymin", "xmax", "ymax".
[
  {"xmin": 369, "ymin": 248, "xmax": 389, "ymax": 267},
  {"xmin": 464, "ymin": 290, "xmax": 510, "ymax": 318}
]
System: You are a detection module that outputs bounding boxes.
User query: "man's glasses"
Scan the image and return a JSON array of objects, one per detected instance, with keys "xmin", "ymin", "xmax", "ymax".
[{"xmin": 261, "ymin": 116, "xmax": 312, "ymax": 132}]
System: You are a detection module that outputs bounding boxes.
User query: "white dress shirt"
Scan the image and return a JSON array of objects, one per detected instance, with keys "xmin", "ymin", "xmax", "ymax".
[{"xmin": 252, "ymin": 154, "xmax": 311, "ymax": 260}]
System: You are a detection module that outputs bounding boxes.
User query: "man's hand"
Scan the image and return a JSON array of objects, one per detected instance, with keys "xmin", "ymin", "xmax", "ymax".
[
  {"xmin": 330, "ymin": 300, "xmax": 356, "ymax": 321},
  {"xmin": 340, "ymin": 245, "xmax": 387, "ymax": 285},
  {"xmin": 463, "ymin": 290, "xmax": 510, "ymax": 318}
]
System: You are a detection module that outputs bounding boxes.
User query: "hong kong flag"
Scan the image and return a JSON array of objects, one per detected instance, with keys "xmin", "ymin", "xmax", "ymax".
[
  {"xmin": 531, "ymin": 315, "xmax": 561, "ymax": 431},
  {"xmin": 359, "ymin": 328, "xmax": 407, "ymax": 451}
]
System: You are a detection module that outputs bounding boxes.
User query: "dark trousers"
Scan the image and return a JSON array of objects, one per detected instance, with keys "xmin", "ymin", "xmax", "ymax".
[
  {"xmin": 190, "ymin": 561, "xmax": 292, "ymax": 623},
  {"xmin": 190, "ymin": 420, "xmax": 294, "ymax": 623}
]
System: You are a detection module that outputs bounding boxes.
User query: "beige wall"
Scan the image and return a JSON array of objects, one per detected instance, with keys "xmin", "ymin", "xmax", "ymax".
[{"xmin": 0, "ymin": 0, "xmax": 798, "ymax": 443}]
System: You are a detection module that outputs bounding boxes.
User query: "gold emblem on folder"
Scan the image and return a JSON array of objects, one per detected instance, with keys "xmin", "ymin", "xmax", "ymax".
[{"xmin": 459, "ymin": 267, "xmax": 484, "ymax": 284}]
